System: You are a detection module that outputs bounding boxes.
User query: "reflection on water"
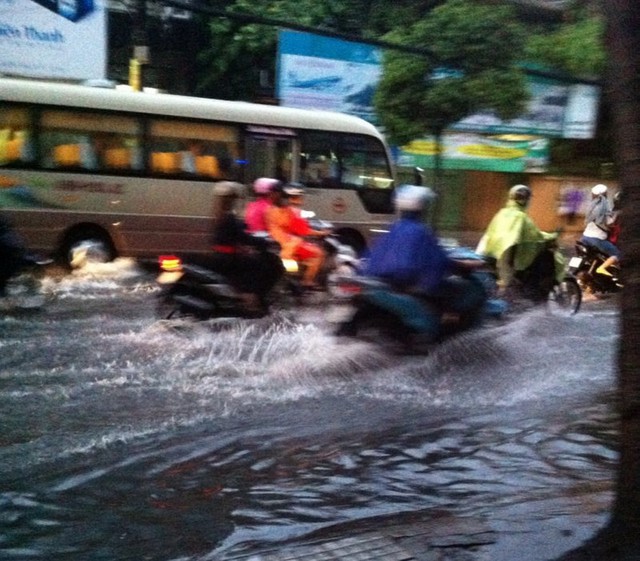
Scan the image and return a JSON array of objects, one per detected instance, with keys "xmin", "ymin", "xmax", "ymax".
[{"xmin": 0, "ymin": 260, "xmax": 619, "ymax": 560}]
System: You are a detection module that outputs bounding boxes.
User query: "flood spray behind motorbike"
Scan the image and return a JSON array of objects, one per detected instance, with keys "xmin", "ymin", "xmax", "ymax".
[{"xmin": 1, "ymin": 253, "xmax": 53, "ymax": 310}]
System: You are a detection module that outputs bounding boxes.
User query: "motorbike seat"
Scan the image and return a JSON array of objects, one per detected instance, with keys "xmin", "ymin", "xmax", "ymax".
[{"xmin": 575, "ymin": 240, "xmax": 610, "ymax": 261}]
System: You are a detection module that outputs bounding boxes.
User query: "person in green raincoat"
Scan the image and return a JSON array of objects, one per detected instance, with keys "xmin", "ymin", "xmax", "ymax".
[{"xmin": 476, "ymin": 184, "xmax": 563, "ymax": 301}]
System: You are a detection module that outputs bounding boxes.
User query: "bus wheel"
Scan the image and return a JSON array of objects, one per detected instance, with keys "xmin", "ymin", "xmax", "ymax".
[{"xmin": 61, "ymin": 229, "xmax": 116, "ymax": 269}]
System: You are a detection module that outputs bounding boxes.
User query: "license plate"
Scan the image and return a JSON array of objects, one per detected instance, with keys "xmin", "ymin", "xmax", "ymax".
[
  {"xmin": 156, "ymin": 271, "xmax": 184, "ymax": 284},
  {"xmin": 568, "ymin": 256, "xmax": 583, "ymax": 269}
]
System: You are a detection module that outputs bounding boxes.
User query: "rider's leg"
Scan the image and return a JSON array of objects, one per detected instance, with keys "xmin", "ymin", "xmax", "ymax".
[
  {"xmin": 296, "ymin": 243, "xmax": 324, "ymax": 288},
  {"xmin": 596, "ymin": 255, "xmax": 618, "ymax": 277}
]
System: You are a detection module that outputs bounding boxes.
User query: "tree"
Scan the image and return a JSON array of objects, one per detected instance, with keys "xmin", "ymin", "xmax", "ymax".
[
  {"xmin": 374, "ymin": 0, "xmax": 529, "ymax": 200},
  {"xmin": 525, "ymin": 14, "xmax": 606, "ymax": 79},
  {"xmin": 558, "ymin": 1, "xmax": 640, "ymax": 558},
  {"xmin": 195, "ymin": 0, "xmax": 445, "ymax": 101},
  {"xmin": 523, "ymin": 5, "xmax": 610, "ymax": 178}
]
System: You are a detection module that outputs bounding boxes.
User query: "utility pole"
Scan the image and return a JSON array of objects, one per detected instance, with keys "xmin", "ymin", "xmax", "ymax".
[{"xmin": 130, "ymin": 0, "xmax": 149, "ymax": 91}]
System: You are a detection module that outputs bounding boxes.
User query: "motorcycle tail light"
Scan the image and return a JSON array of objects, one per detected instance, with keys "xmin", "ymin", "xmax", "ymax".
[
  {"xmin": 333, "ymin": 281, "xmax": 362, "ymax": 298},
  {"xmin": 159, "ymin": 255, "xmax": 182, "ymax": 272}
]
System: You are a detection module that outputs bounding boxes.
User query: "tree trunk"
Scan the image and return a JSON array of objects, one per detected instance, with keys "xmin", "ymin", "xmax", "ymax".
[{"xmin": 558, "ymin": 2, "xmax": 640, "ymax": 558}]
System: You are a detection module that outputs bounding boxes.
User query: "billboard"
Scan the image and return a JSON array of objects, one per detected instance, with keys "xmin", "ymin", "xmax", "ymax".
[
  {"xmin": 0, "ymin": 0, "xmax": 106, "ymax": 80},
  {"xmin": 277, "ymin": 30, "xmax": 381, "ymax": 124},
  {"xmin": 277, "ymin": 30, "xmax": 600, "ymax": 141},
  {"xmin": 396, "ymin": 133, "xmax": 550, "ymax": 174},
  {"xmin": 451, "ymin": 77, "xmax": 600, "ymax": 139}
]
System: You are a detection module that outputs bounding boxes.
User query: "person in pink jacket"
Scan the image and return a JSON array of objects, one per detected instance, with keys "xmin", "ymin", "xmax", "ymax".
[{"xmin": 244, "ymin": 177, "xmax": 280, "ymax": 233}]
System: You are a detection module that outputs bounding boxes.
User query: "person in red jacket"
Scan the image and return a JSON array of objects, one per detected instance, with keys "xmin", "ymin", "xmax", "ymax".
[{"xmin": 266, "ymin": 185, "xmax": 327, "ymax": 290}]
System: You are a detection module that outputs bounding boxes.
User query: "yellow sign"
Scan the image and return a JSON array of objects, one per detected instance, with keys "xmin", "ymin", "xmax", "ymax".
[
  {"xmin": 129, "ymin": 59, "xmax": 141, "ymax": 91},
  {"xmin": 457, "ymin": 145, "xmax": 525, "ymax": 159},
  {"xmin": 403, "ymin": 139, "xmax": 441, "ymax": 156}
]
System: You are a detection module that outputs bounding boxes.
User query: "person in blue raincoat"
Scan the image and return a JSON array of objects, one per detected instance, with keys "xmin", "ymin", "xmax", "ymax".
[{"xmin": 364, "ymin": 185, "xmax": 486, "ymax": 319}]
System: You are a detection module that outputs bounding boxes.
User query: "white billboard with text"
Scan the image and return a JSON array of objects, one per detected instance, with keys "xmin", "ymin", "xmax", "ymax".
[{"xmin": 0, "ymin": 0, "xmax": 106, "ymax": 80}]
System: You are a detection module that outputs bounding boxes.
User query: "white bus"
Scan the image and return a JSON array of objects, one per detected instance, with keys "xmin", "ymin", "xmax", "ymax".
[{"xmin": 0, "ymin": 78, "xmax": 395, "ymax": 267}]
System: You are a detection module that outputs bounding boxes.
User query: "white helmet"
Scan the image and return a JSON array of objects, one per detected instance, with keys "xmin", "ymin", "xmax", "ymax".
[
  {"xmin": 253, "ymin": 177, "xmax": 280, "ymax": 195},
  {"xmin": 394, "ymin": 185, "xmax": 435, "ymax": 211},
  {"xmin": 592, "ymin": 184, "xmax": 608, "ymax": 196},
  {"xmin": 283, "ymin": 183, "xmax": 304, "ymax": 197}
]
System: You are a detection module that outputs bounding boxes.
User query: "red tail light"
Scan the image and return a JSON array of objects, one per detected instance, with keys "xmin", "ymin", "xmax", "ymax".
[
  {"xmin": 332, "ymin": 280, "xmax": 363, "ymax": 298},
  {"xmin": 340, "ymin": 283, "xmax": 363, "ymax": 295},
  {"xmin": 159, "ymin": 255, "xmax": 183, "ymax": 272}
]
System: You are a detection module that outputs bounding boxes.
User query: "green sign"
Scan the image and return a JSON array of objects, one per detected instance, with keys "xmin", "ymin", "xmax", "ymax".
[{"xmin": 396, "ymin": 133, "xmax": 549, "ymax": 173}]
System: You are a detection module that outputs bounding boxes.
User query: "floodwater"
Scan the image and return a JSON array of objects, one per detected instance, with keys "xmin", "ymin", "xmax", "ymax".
[{"xmin": 0, "ymin": 260, "xmax": 619, "ymax": 561}]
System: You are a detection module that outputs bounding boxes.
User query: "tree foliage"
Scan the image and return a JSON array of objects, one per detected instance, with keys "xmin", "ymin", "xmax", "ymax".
[
  {"xmin": 374, "ymin": 0, "xmax": 529, "ymax": 146},
  {"xmin": 195, "ymin": 0, "xmax": 443, "ymax": 100},
  {"xmin": 525, "ymin": 14, "xmax": 606, "ymax": 78}
]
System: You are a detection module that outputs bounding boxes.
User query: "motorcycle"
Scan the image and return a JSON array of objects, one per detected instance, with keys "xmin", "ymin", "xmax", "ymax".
[
  {"xmin": 156, "ymin": 254, "xmax": 273, "ymax": 320},
  {"xmin": 155, "ymin": 209, "xmax": 363, "ymax": 320},
  {"xmin": 568, "ymin": 240, "xmax": 622, "ymax": 295},
  {"xmin": 276, "ymin": 214, "xmax": 361, "ymax": 298},
  {"xmin": 331, "ymin": 247, "xmax": 507, "ymax": 354},
  {"xmin": 0, "ymin": 253, "xmax": 54, "ymax": 310},
  {"xmin": 485, "ymin": 240, "xmax": 582, "ymax": 315}
]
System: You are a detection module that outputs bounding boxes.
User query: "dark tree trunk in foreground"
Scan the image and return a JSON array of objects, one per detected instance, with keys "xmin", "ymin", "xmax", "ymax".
[{"xmin": 559, "ymin": 2, "xmax": 640, "ymax": 559}]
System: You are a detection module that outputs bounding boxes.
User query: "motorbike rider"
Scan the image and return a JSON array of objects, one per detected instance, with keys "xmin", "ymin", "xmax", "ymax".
[
  {"xmin": 608, "ymin": 190, "xmax": 622, "ymax": 246},
  {"xmin": 580, "ymin": 184, "xmax": 620, "ymax": 277},
  {"xmin": 208, "ymin": 181, "xmax": 284, "ymax": 314},
  {"xmin": 244, "ymin": 177, "xmax": 281, "ymax": 234},
  {"xmin": 476, "ymin": 184, "xmax": 560, "ymax": 302},
  {"xmin": 283, "ymin": 183, "xmax": 331, "ymax": 238},
  {"xmin": 0, "ymin": 212, "xmax": 28, "ymax": 296},
  {"xmin": 265, "ymin": 184, "xmax": 326, "ymax": 290},
  {"xmin": 363, "ymin": 184, "xmax": 487, "ymax": 324}
]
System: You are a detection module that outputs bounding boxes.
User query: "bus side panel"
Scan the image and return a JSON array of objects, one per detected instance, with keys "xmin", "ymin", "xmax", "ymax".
[{"xmin": 0, "ymin": 170, "xmax": 215, "ymax": 258}]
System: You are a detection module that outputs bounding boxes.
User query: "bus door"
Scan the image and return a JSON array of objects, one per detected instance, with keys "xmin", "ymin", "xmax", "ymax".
[{"xmin": 244, "ymin": 126, "xmax": 299, "ymax": 184}]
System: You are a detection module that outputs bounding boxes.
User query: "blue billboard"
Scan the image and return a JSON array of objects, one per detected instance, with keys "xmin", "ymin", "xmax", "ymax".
[{"xmin": 277, "ymin": 30, "xmax": 382, "ymax": 124}]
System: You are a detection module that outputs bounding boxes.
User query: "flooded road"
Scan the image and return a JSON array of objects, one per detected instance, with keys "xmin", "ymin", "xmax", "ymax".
[{"xmin": 0, "ymin": 260, "xmax": 619, "ymax": 561}]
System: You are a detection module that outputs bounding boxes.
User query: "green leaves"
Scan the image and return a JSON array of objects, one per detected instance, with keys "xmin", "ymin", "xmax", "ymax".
[
  {"xmin": 525, "ymin": 15, "xmax": 605, "ymax": 78},
  {"xmin": 375, "ymin": 0, "xmax": 528, "ymax": 146}
]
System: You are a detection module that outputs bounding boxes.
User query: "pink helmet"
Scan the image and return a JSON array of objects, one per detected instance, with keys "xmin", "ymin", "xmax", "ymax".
[{"xmin": 253, "ymin": 177, "xmax": 280, "ymax": 195}]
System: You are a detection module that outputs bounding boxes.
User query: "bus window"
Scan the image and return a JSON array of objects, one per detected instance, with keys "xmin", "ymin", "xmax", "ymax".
[
  {"xmin": 245, "ymin": 136, "xmax": 294, "ymax": 184},
  {"xmin": 40, "ymin": 110, "xmax": 142, "ymax": 172},
  {"xmin": 0, "ymin": 106, "xmax": 34, "ymax": 167},
  {"xmin": 299, "ymin": 132, "xmax": 340, "ymax": 188},
  {"xmin": 340, "ymin": 135, "xmax": 394, "ymax": 214},
  {"xmin": 340, "ymin": 135, "xmax": 394, "ymax": 190},
  {"xmin": 148, "ymin": 119, "xmax": 240, "ymax": 179}
]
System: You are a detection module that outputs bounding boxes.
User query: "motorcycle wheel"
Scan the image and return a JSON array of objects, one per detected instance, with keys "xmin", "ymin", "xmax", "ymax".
[
  {"xmin": 157, "ymin": 292, "xmax": 180, "ymax": 319},
  {"xmin": 157, "ymin": 283, "xmax": 213, "ymax": 320},
  {"xmin": 548, "ymin": 275, "xmax": 582, "ymax": 315},
  {"xmin": 336, "ymin": 302, "xmax": 424, "ymax": 355}
]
